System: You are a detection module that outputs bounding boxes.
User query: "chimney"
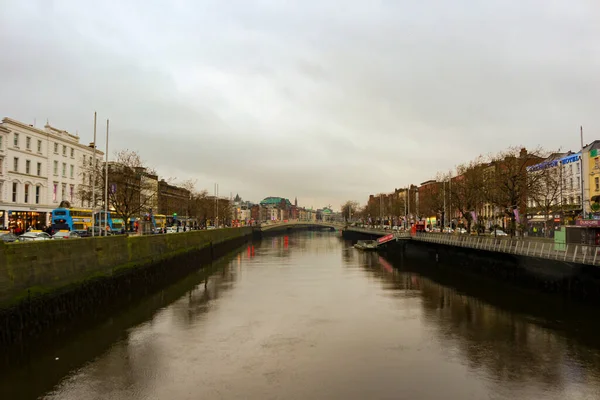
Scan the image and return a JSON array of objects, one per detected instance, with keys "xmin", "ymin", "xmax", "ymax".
[{"xmin": 520, "ymin": 148, "xmax": 527, "ymax": 158}]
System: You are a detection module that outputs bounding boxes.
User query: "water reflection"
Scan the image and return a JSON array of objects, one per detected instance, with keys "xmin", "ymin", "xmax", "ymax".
[
  {"xmin": 366, "ymin": 252, "xmax": 600, "ymax": 397},
  {"xmin": 4, "ymin": 233, "xmax": 600, "ymax": 400},
  {"xmin": 0, "ymin": 248, "xmax": 244, "ymax": 400}
]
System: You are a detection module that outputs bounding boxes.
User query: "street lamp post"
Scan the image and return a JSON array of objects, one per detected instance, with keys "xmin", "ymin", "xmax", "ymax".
[
  {"xmin": 407, "ymin": 187, "xmax": 410, "ymax": 228},
  {"xmin": 443, "ymin": 180, "xmax": 446, "ymax": 230},
  {"xmin": 91, "ymin": 112, "xmax": 97, "ymax": 237},
  {"xmin": 380, "ymin": 194, "xmax": 383, "ymax": 228}
]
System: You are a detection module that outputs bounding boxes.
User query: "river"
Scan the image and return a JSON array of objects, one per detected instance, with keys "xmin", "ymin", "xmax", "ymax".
[{"xmin": 3, "ymin": 231, "xmax": 600, "ymax": 399}]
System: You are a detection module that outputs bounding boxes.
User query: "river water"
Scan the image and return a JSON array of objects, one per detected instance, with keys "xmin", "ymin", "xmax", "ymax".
[{"xmin": 3, "ymin": 231, "xmax": 600, "ymax": 399}]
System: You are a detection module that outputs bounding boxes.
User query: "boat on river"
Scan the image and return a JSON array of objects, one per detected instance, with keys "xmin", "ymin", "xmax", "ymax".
[{"xmin": 354, "ymin": 240, "xmax": 378, "ymax": 251}]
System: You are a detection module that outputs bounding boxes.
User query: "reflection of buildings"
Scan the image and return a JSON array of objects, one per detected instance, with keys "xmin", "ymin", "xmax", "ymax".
[
  {"xmin": 0, "ymin": 118, "xmax": 103, "ymax": 231},
  {"xmin": 365, "ymin": 255, "xmax": 600, "ymax": 390},
  {"xmin": 419, "ymin": 279, "xmax": 566, "ymax": 386}
]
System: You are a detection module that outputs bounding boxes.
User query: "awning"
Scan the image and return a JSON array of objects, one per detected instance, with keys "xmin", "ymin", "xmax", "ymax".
[{"xmin": 529, "ymin": 215, "xmax": 551, "ymax": 221}]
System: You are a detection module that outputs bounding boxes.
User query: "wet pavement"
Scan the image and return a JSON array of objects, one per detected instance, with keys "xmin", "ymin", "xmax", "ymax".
[{"xmin": 3, "ymin": 231, "xmax": 600, "ymax": 399}]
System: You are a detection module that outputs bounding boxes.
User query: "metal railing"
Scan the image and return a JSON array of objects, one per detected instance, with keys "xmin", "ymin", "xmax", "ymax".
[{"xmin": 413, "ymin": 232, "xmax": 600, "ymax": 266}]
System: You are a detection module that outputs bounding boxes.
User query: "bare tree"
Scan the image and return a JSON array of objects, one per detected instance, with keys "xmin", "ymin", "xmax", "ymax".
[
  {"xmin": 485, "ymin": 147, "xmax": 545, "ymax": 236},
  {"xmin": 390, "ymin": 191, "xmax": 406, "ymax": 221},
  {"xmin": 217, "ymin": 197, "xmax": 233, "ymax": 226},
  {"xmin": 194, "ymin": 190, "xmax": 211, "ymax": 225},
  {"xmin": 527, "ymin": 155, "xmax": 562, "ymax": 237},
  {"xmin": 419, "ymin": 178, "xmax": 445, "ymax": 227},
  {"xmin": 365, "ymin": 195, "xmax": 381, "ymax": 224},
  {"xmin": 178, "ymin": 178, "xmax": 198, "ymax": 219},
  {"xmin": 450, "ymin": 158, "xmax": 486, "ymax": 233},
  {"xmin": 341, "ymin": 200, "xmax": 360, "ymax": 222},
  {"xmin": 78, "ymin": 149, "xmax": 157, "ymax": 228}
]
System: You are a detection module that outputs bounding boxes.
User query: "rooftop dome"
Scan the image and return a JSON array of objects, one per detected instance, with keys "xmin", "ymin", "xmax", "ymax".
[{"xmin": 260, "ymin": 197, "xmax": 292, "ymax": 207}]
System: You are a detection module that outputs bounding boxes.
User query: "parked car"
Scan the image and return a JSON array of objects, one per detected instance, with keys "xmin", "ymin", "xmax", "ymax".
[
  {"xmin": 0, "ymin": 233, "xmax": 18, "ymax": 243},
  {"xmin": 456, "ymin": 228, "xmax": 468, "ymax": 234},
  {"xmin": 73, "ymin": 229, "xmax": 91, "ymax": 237},
  {"xmin": 87, "ymin": 226, "xmax": 112, "ymax": 236},
  {"xmin": 18, "ymin": 232, "xmax": 52, "ymax": 241},
  {"xmin": 52, "ymin": 231, "xmax": 81, "ymax": 239},
  {"xmin": 166, "ymin": 226, "xmax": 177, "ymax": 234},
  {"xmin": 442, "ymin": 227, "xmax": 454, "ymax": 234},
  {"xmin": 491, "ymin": 229, "xmax": 508, "ymax": 236}
]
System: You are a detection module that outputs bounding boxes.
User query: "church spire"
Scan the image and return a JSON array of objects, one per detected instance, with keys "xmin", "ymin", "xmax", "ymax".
[{"xmin": 294, "ymin": 197, "xmax": 298, "ymax": 207}]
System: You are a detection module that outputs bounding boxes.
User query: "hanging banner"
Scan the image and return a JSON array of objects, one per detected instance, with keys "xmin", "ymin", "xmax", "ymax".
[
  {"xmin": 576, "ymin": 219, "xmax": 600, "ymax": 227},
  {"xmin": 377, "ymin": 234, "xmax": 394, "ymax": 244},
  {"xmin": 513, "ymin": 208, "xmax": 520, "ymax": 222},
  {"xmin": 470, "ymin": 211, "xmax": 478, "ymax": 223}
]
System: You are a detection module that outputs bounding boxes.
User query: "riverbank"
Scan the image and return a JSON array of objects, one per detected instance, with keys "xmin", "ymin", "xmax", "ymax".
[
  {"xmin": 0, "ymin": 228, "xmax": 253, "ymax": 346},
  {"xmin": 343, "ymin": 229, "xmax": 600, "ymax": 303}
]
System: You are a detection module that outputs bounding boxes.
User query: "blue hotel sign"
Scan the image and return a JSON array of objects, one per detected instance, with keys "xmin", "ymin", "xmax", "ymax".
[
  {"xmin": 527, "ymin": 153, "xmax": 581, "ymax": 172},
  {"xmin": 560, "ymin": 153, "xmax": 580, "ymax": 165}
]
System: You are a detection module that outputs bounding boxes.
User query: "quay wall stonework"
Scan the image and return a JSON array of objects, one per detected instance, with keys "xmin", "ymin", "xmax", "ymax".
[{"xmin": 0, "ymin": 228, "xmax": 253, "ymax": 309}]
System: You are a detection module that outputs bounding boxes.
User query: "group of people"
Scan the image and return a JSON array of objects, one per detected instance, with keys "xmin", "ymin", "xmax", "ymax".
[
  {"xmin": 155, "ymin": 225, "xmax": 196, "ymax": 234},
  {"xmin": 1, "ymin": 225, "xmax": 50, "ymax": 235}
]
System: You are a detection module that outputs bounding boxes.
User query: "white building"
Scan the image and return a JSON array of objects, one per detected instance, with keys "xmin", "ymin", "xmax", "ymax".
[
  {"xmin": 0, "ymin": 118, "xmax": 103, "ymax": 231},
  {"xmin": 526, "ymin": 151, "xmax": 582, "ymax": 226},
  {"xmin": 233, "ymin": 204, "xmax": 252, "ymax": 224},
  {"xmin": 559, "ymin": 152, "xmax": 582, "ymax": 207}
]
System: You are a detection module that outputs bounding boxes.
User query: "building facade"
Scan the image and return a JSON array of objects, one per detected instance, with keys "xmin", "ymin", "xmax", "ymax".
[
  {"xmin": 417, "ymin": 180, "xmax": 442, "ymax": 228},
  {"xmin": 525, "ymin": 151, "xmax": 583, "ymax": 232},
  {"xmin": 259, "ymin": 196, "xmax": 292, "ymax": 221},
  {"xmin": 583, "ymin": 141, "xmax": 600, "ymax": 216},
  {"xmin": 158, "ymin": 179, "xmax": 190, "ymax": 218},
  {"xmin": 140, "ymin": 169, "xmax": 159, "ymax": 215},
  {"xmin": 0, "ymin": 118, "xmax": 102, "ymax": 231}
]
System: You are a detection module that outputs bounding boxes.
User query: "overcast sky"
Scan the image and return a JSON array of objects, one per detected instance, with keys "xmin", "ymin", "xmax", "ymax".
[{"xmin": 1, "ymin": 1, "xmax": 599, "ymax": 210}]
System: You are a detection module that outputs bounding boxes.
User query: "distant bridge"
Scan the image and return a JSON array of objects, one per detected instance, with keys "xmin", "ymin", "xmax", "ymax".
[{"xmin": 258, "ymin": 220, "xmax": 346, "ymax": 232}]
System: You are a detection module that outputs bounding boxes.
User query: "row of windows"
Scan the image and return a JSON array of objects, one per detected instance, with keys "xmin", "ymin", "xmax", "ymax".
[
  {"xmin": 52, "ymin": 161, "xmax": 75, "ymax": 178},
  {"xmin": 10, "ymin": 157, "xmax": 45, "ymax": 176},
  {"xmin": 0, "ymin": 181, "xmax": 75, "ymax": 204},
  {"xmin": 563, "ymin": 177, "xmax": 581, "ymax": 191},
  {"xmin": 52, "ymin": 182, "xmax": 75, "ymax": 203},
  {"xmin": 8, "ymin": 157, "xmax": 76, "ymax": 179},
  {"xmin": 11, "ymin": 132, "xmax": 75, "ymax": 157},
  {"xmin": 5, "ymin": 182, "xmax": 43, "ymax": 204},
  {"xmin": 528, "ymin": 196, "xmax": 581, "ymax": 207}
]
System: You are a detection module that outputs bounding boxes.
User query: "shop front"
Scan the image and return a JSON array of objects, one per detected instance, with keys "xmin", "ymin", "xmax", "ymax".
[
  {"xmin": 560, "ymin": 220, "xmax": 600, "ymax": 252},
  {"xmin": 7, "ymin": 210, "xmax": 49, "ymax": 233},
  {"xmin": 0, "ymin": 210, "xmax": 6, "ymax": 230},
  {"xmin": 528, "ymin": 214, "xmax": 562, "ymax": 237},
  {"xmin": 425, "ymin": 216, "xmax": 437, "ymax": 230}
]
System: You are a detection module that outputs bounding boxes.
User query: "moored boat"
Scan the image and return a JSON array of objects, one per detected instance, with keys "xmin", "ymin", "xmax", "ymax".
[{"xmin": 354, "ymin": 240, "xmax": 378, "ymax": 251}]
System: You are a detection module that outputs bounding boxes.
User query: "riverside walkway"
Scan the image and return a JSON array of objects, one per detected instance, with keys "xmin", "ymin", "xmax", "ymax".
[
  {"xmin": 346, "ymin": 226, "xmax": 600, "ymax": 267},
  {"xmin": 261, "ymin": 221, "xmax": 600, "ymax": 266}
]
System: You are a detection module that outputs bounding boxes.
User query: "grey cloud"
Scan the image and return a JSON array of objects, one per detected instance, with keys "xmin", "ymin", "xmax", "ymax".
[{"xmin": 1, "ymin": 0, "xmax": 600, "ymax": 209}]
